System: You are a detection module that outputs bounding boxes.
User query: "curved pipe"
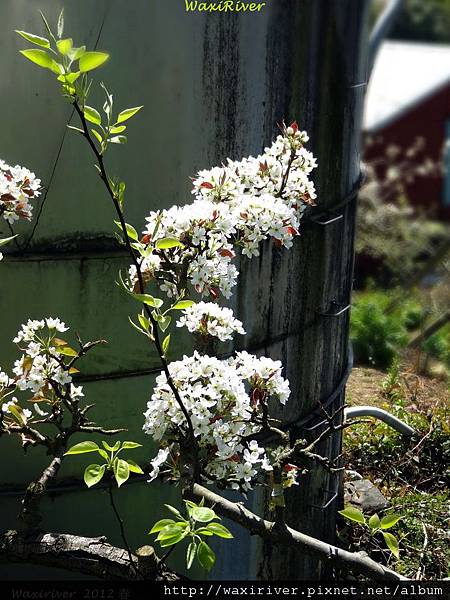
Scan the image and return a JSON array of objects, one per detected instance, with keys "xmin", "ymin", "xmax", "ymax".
[{"xmin": 345, "ymin": 406, "xmax": 417, "ymax": 437}]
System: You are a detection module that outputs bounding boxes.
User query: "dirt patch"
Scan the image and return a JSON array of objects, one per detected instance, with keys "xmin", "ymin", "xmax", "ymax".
[{"xmin": 346, "ymin": 365, "xmax": 449, "ymax": 414}]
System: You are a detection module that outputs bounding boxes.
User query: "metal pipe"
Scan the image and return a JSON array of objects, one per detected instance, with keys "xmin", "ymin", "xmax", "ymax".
[{"xmin": 345, "ymin": 406, "xmax": 417, "ymax": 437}]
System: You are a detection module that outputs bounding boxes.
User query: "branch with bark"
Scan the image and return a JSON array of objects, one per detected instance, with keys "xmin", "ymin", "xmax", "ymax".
[{"xmin": 190, "ymin": 484, "xmax": 407, "ymax": 581}]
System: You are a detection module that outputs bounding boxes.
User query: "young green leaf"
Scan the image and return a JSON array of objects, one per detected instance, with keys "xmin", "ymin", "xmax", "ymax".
[
  {"xmin": 57, "ymin": 38, "xmax": 73, "ymax": 56},
  {"xmin": 368, "ymin": 514, "xmax": 381, "ymax": 531},
  {"xmin": 91, "ymin": 129, "xmax": 103, "ymax": 145},
  {"xmin": 126, "ymin": 460, "xmax": 144, "ymax": 474},
  {"xmin": 382, "ymin": 532, "xmax": 400, "ymax": 558},
  {"xmin": 338, "ymin": 506, "xmax": 365, "ymax": 525},
  {"xmin": 155, "ymin": 237, "xmax": 183, "ymax": 250},
  {"xmin": 15, "ymin": 31, "xmax": 50, "ymax": 49},
  {"xmin": 84, "ymin": 464, "xmax": 106, "ymax": 488},
  {"xmin": 116, "ymin": 106, "xmax": 144, "ymax": 124},
  {"xmin": 109, "ymin": 135, "xmax": 127, "ymax": 145},
  {"xmin": 20, "ymin": 49, "xmax": 54, "ymax": 70},
  {"xmin": 56, "ymin": 346, "xmax": 78, "ymax": 357},
  {"xmin": 172, "ymin": 300, "xmax": 195, "ymax": 310},
  {"xmin": 129, "ymin": 292, "xmax": 163, "ymax": 309},
  {"xmin": 191, "ymin": 507, "xmax": 217, "ymax": 523},
  {"xmin": 205, "ymin": 522, "xmax": 234, "ymax": 538},
  {"xmin": 149, "ymin": 519, "xmax": 176, "ymax": 534},
  {"xmin": 109, "ymin": 125, "xmax": 126, "ymax": 134},
  {"xmin": 65, "ymin": 441, "xmax": 100, "ymax": 455},
  {"xmin": 114, "ymin": 458, "xmax": 130, "ymax": 487},
  {"xmin": 380, "ymin": 514, "xmax": 402, "ymax": 530},
  {"xmin": 196, "ymin": 527, "xmax": 214, "ymax": 536},
  {"xmin": 186, "ymin": 541, "xmax": 197, "ymax": 570},
  {"xmin": 197, "ymin": 541, "xmax": 215, "ymax": 571},
  {"xmin": 121, "ymin": 441, "xmax": 143, "ymax": 450},
  {"xmin": 158, "ymin": 315, "xmax": 171, "ymax": 332},
  {"xmin": 57, "ymin": 8, "xmax": 65, "ymax": 39},
  {"xmin": 164, "ymin": 504, "xmax": 184, "ymax": 520},
  {"xmin": 102, "ymin": 440, "xmax": 121, "ymax": 452},
  {"xmin": 69, "ymin": 46, "xmax": 86, "ymax": 61},
  {"xmin": 162, "ymin": 334, "xmax": 171, "ymax": 355},
  {"xmin": 114, "ymin": 221, "xmax": 138, "ymax": 241},
  {"xmin": 0, "ymin": 235, "xmax": 18, "ymax": 247},
  {"xmin": 79, "ymin": 51, "xmax": 109, "ymax": 72},
  {"xmin": 84, "ymin": 106, "xmax": 102, "ymax": 126}
]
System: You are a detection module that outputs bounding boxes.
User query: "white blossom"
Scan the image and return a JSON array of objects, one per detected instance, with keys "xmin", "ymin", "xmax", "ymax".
[
  {"xmin": 0, "ymin": 159, "xmax": 41, "ymax": 225},
  {"xmin": 176, "ymin": 302, "xmax": 245, "ymax": 341}
]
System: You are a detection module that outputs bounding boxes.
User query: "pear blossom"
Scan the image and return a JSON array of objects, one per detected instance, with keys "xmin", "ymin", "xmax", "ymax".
[
  {"xmin": 176, "ymin": 302, "xmax": 245, "ymax": 341},
  {"xmin": 0, "ymin": 159, "xmax": 41, "ymax": 225},
  {"xmin": 144, "ymin": 351, "xmax": 290, "ymax": 491}
]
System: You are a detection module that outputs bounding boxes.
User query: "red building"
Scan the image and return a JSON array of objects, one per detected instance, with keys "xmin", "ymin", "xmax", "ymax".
[{"xmin": 364, "ymin": 41, "xmax": 450, "ymax": 222}]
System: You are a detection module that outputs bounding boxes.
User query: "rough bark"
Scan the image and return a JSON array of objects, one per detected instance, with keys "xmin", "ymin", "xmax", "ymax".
[
  {"xmin": 0, "ymin": 530, "xmax": 179, "ymax": 581},
  {"xmin": 234, "ymin": 0, "xmax": 371, "ymax": 579},
  {"xmin": 191, "ymin": 484, "xmax": 407, "ymax": 581}
]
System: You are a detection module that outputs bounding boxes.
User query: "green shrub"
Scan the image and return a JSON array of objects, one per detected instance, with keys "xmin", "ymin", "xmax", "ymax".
[{"xmin": 351, "ymin": 293, "xmax": 408, "ymax": 368}]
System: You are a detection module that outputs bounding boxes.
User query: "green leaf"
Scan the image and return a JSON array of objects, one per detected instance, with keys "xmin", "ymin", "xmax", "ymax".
[
  {"xmin": 156, "ymin": 523, "xmax": 188, "ymax": 547},
  {"xmin": 57, "ymin": 8, "xmax": 65, "ymax": 39},
  {"xmin": 116, "ymin": 106, "xmax": 143, "ymax": 124},
  {"xmin": 15, "ymin": 31, "xmax": 50, "ymax": 49},
  {"xmin": 114, "ymin": 458, "xmax": 130, "ymax": 487},
  {"xmin": 138, "ymin": 313, "xmax": 151, "ymax": 332},
  {"xmin": 368, "ymin": 514, "xmax": 381, "ymax": 531},
  {"xmin": 69, "ymin": 46, "xmax": 86, "ymax": 61},
  {"xmin": 191, "ymin": 507, "xmax": 217, "ymax": 523},
  {"xmin": 39, "ymin": 11, "xmax": 55, "ymax": 42},
  {"xmin": 84, "ymin": 106, "xmax": 102, "ymax": 126},
  {"xmin": 65, "ymin": 441, "xmax": 100, "ymax": 456},
  {"xmin": 114, "ymin": 221, "xmax": 138, "ymax": 241},
  {"xmin": 158, "ymin": 315, "xmax": 171, "ymax": 332},
  {"xmin": 57, "ymin": 38, "xmax": 73, "ymax": 56},
  {"xmin": 126, "ymin": 460, "xmax": 144, "ymax": 474},
  {"xmin": 156, "ymin": 237, "xmax": 184, "ymax": 250},
  {"xmin": 84, "ymin": 464, "xmax": 106, "ymax": 488},
  {"xmin": 186, "ymin": 541, "xmax": 197, "ymax": 569},
  {"xmin": 205, "ymin": 522, "xmax": 233, "ymax": 538},
  {"xmin": 0, "ymin": 235, "xmax": 17, "ymax": 247},
  {"xmin": 156, "ymin": 524, "xmax": 186, "ymax": 540},
  {"xmin": 162, "ymin": 334, "xmax": 171, "ymax": 355},
  {"xmin": 79, "ymin": 51, "xmax": 109, "ymax": 72},
  {"xmin": 380, "ymin": 514, "xmax": 402, "ymax": 530},
  {"xmin": 338, "ymin": 506, "xmax": 365, "ymax": 525},
  {"xmin": 164, "ymin": 504, "xmax": 184, "ymax": 520},
  {"xmin": 109, "ymin": 135, "xmax": 127, "ymax": 145},
  {"xmin": 197, "ymin": 541, "xmax": 215, "ymax": 571},
  {"xmin": 91, "ymin": 129, "xmax": 103, "ymax": 145},
  {"xmin": 382, "ymin": 532, "xmax": 400, "ymax": 558},
  {"xmin": 130, "ymin": 292, "xmax": 163, "ymax": 309},
  {"xmin": 109, "ymin": 125, "xmax": 126, "ymax": 134},
  {"xmin": 20, "ymin": 49, "xmax": 54, "ymax": 70},
  {"xmin": 56, "ymin": 346, "xmax": 78, "ymax": 357},
  {"xmin": 8, "ymin": 405, "xmax": 26, "ymax": 425},
  {"xmin": 120, "ymin": 441, "xmax": 143, "ymax": 450},
  {"xmin": 196, "ymin": 527, "xmax": 214, "ymax": 536},
  {"xmin": 172, "ymin": 300, "xmax": 195, "ymax": 310},
  {"xmin": 102, "ymin": 440, "xmax": 121, "ymax": 452},
  {"xmin": 98, "ymin": 449, "xmax": 109, "ymax": 461},
  {"xmin": 59, "ymin": 71, "xmax": 81, "ymax": 84},
  {"xmin": 149, "ymin": 519, "xmax": 175, "ymax": 534}
]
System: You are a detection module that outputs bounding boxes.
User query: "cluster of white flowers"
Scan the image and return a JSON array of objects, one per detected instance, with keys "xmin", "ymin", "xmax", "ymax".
[
  {"xmin": 130, "ymin": 124, "xmax": 317, "ymax": 300},
  {"xmin": 144, "ymin": 351, "xmax": 290, "ymax": 491},
  {"xmin": 0, "ymin": 159, "xmax": 41, "ymax": 225},
  {"xmin": 1, "ymin": 318, "xmax": 84, "ymax": 424},
  {"xmin": 176, "ymin": 302, "xmax": 245, "ymax": 341}
]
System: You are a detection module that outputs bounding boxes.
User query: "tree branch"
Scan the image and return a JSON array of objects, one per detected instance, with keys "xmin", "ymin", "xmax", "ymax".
[
  {"xmin": 0, "ymin": 530, "xmax": 180, "ymax": 581},
  {"xmin": 190, "ymin": 484, "xmax": 408, "ymax": 581}
]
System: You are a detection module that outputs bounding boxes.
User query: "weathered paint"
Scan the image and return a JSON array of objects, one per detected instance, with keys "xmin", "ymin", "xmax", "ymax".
[{"xmin": 0, "ymin": 0, "xmax": 369, "ymax": 581}]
